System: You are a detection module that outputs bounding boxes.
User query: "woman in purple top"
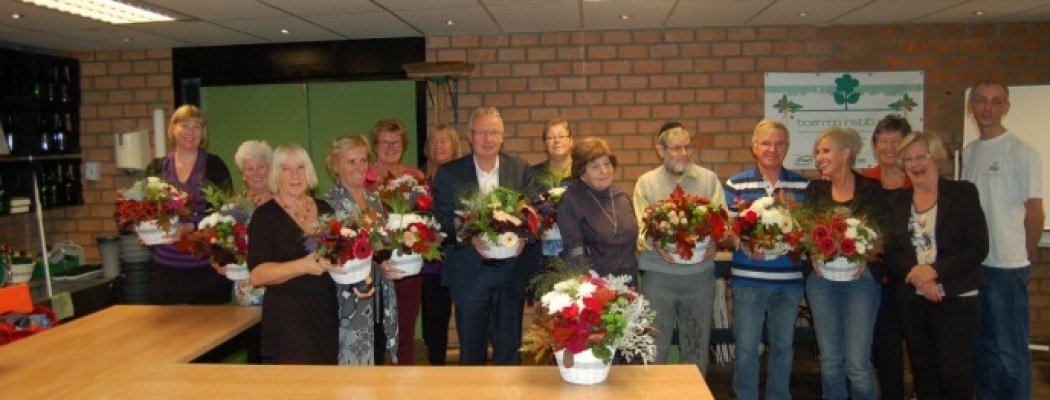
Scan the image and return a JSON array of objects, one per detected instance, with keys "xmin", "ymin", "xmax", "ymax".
[
  {"xmin": 557, "ymin": 137, "xmax": 639, "ymax": 282},
  {"xmin": 145, "ymin": 105, "xmax": 233, "ymax": 305}
]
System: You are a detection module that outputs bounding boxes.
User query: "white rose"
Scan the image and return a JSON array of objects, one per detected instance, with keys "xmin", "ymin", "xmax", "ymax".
[
  {"xmin": 845, "ymin": 227, "xmax": 858, "ymax": 239},
  {"xmin": 577, "ymin": 282, "xmax": 597, "ymax": 298},
  {"xmin": 855, "ymin": 242, "xmax": 868, "ymax": 255},
  {"xmin": 498, "ymin": 231, "xmax": 519, "ymax": 248},
  {"xmin": 540, "ymin": 292, "xmax": 573, "ymax": 314}
]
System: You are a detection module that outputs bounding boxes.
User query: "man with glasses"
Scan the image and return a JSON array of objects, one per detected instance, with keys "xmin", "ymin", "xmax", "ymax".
[
  {"xmin": 963, "ymin": 80, "xmax": 1044, "ymax": 400},
  {"xmin": 632, "ymin": 123, "xmax": 726, "ymax": 374},
  {"xmin": 723, "ymin": 118, "xmax": 809, "ymax": 400},
  {"xmin": 431, "ymin": 106, "xmax": 538, "ymax": 365}
]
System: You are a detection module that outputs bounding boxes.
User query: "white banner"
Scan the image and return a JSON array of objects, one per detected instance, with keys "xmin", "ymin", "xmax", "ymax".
[{"xmin": 764, "ymin": 71, "xmax": 924, "ymax": 170}]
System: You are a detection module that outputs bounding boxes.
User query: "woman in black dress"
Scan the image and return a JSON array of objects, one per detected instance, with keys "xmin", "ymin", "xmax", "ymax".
[{"xmin": 248, "ymin": 143, "xmax": 371, "ymax": 364}]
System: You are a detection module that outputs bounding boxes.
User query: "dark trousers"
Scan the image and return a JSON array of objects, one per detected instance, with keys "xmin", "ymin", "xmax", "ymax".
[
  {"xmin": 151, "ymin": 264, "xmax": 232, "ymax": 305},
  {"xmin": 393, "ymin": 274, "xmax": 422, "ymax": 364},
  {"xmin": 898, "ymin": 295, "xmax": 978, "ymax": 400},
  {"xmin": 452, "ymin": 264, "xmax": 525, "ymax": 365},
  {"xmin": 421, "ymin": 272, "xmax": 453, "ymax": 365},
  {"xmin": 874, "ymin": 282, "xmax": 905, "ymax": 400}
]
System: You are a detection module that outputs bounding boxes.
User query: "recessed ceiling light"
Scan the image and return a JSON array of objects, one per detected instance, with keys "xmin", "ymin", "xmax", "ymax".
[
  {"xmin": 280, "ymin": 28, "xmax": 290, "ymax": 35},
  {"xmin": 121, "ymin": 37, "xmax": 132, "ymax": 42},
  {"xmin": 11, "ymin": 13, "xmax": 22, "ymax": 19},
  {"xmin": 973, "ymin": 10, "xmax": 985, "ymax": 16},
  {"xmin": 797, "ymin": 12, "xmax": 808, "ymax": 17},
  {"xmin": 21, "ymin": 0, "xmax": 174, "ymax": 24},
  {"xmin": 445, "ymin": 20, "xmax": 456, "ymax": 26},
  {"xmin": 619, "ymin": 14, "xmax": 630, "ymax": 20}
]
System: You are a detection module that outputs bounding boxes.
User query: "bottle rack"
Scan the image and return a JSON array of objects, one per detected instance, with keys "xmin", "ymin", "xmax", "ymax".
[{"xmin": 0, "ymin": 49, "xmax": 82, "ymax": 216}]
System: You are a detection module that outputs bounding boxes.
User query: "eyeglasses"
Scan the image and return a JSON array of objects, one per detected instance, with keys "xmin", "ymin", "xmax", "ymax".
[
  {"xmin": 755, "ymin": 140, "xmax": 788, "ymax": 149},
  {"xmin": 663, "ymin": 144, "xmax": 692, "ymax": 153},
  {"xmin": 545, "ymin": 134, "xmax": 570, "ymax": 141},
  {"xmin": 902, "ymin": 153, "xmax": 932, "ymax": 165},
  {"xmin": 377, "ymin": 140, "xmax": 402, "ymax": 147},
  {"xmin": 472, "ymin": 130, "xmax": 503, "ymax": 138}
]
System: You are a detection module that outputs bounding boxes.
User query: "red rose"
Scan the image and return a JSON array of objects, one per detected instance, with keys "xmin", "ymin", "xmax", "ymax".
[
  {"xmin": 818, "ymin": 237, "xmax": 836, "ymax": 256},
  {"xmin": 812, "ymin": 225, "xmax": 831, "ymax": 242},
  {"xmin": 831, "ymin": 219, "xmax": 848, "ymax": 235},
  {"xmin": 352, "ymin": 236, "xmax": 372, "ymax": 259},
  {"xmin": 416, "ymin": 194, "xmax": 433, "ymax": 211},
  {"xmin": 840, "ymin": 238, "xmax": 857, "ymax": 256},
  {"xmin": 562, "ymin": 303, "xmax": 580, "ymax": 320},
  {"xmin": 744, "ymin": 210, "xmax": 758, "ymax": 224}
]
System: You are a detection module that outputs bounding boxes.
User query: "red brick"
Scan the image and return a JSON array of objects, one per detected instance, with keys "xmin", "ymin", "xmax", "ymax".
[
  {"xmin": 511, "ymin": 33, "xmax": 539, "ymax": 46},
  {"xmin": 588, "ymin": 76, "xmax": 618, "ymax": 90},
  {"xmin": 694, "ymin": 59, "xmax": 723, "ymax": 72},
  {"xmin": 726, "ymin": 57, "xmax": 755, "ymax": 72},
  {"xmin": 650, "ymin": 44, "xmax": 678, "ymax": 58},
  {"xmin": 591, "ymin": 106, "xmax": 620, "ymax": 120},
  {"xmin": 121, "ymin": 50, "xmax": 146, "ymax": 60},
  {"xmin": 571, "ymin": 31, "xmax": 602, "ymax": 45},
  {"xmin": 437, "ymin": 49, "xmax": 465, "ymax": 61},
  {"xmin": 681, "ymin": 43, "xmax": 710, "ymax": 57},
  {"xmin": 451, "ymin": 35, "xmax": 480, "ymax": 48},
  {"xmin": 665, "ymin": 29, "xmax": 694, "ymax": 42},
  {"xmin": 602, "ymin": 31, "xmax": 631, "ymax": 44},
  {"xmin": 652, "ymin": 104, "xmax": 680, "ymax": 119},
  {"xmin": 541, "ymin": 32, "xmax": 571, "ymax": 45},
  {"xmin": 621, "ymin": 105, "xmax": 649, "ymax": 119},
  {"xmin": 606, "ymin": 91, "xmax": 635, "ymax": 105},
  {"xmin": 133, "ymin": 60, "xmax": 158, "ymax": 74},
  {"xmin": 636, "ymin": 90, "xmax": 664, "ymax": 104},
  {"xmin": 587, "ymin": 45, "xmax": 617, "ymax": 60},
  {"xmin": 107, "ymin": 61, "xmax": 132, "ymax": 74},
  {"xmin": 774, "ymin": 42, "xmax": 803, "ymax": 56},
  {"xmin": 682, "ymin": 104, "xmax": 711, "ymax": 118},
  {"xmin": 108, "ymin": 90, "xmax": 133, "ymax": 103},
  {"xmin": 758, "ymin": 27, "xmax": 788, "ymax": 41},
  {"xmin": 469, "ymin": 78, "xmax": 497, "ymax": 93},
  {"xmin": 544, "ymin": 92, "xmax": 573, "ymax": 106},
  {"xmin": 82, "ymin": 62, "xmax": 106, "ymax": 76},
  {"xmin": 557, "ymin": 46, "xmax": 583, "ymax": 60},
  {"xmin": 664, "ymin": 59, "xmax": 693, "ymax": 73},
  {"xmin": 818, "ymin": 57, "xmax": 847, "ymax": 70},
  {"xmin": 541, "ymin": 62, "xmax": 571, "ymax": 75},
  {"xmin": 602, "ymin": 60, "xmax": 631, "ymax": 74},
  {"xmin": 528, "ymin": 77, "xmax": 557, "ymax": 91},
  {"xmin": 711, "ymin": 73, "xmax": 741, "ymax": 87},
  {"xmin": 633, "ymin": 60, "xmax": 663, "ymax": 74},
  {"xmin": 512, "ymin": 63, "xmax": 540, "ymax": 77},
  {"xmin": 619, "ymin": 76, "xmax": 647, "ymax": 89},
  {"xmin": 757, "ymin": 57, "xmax": 786, "ymax": 70},
  {"xmin": 650, "ymin": 75, "xmax": 679, "ymax": 89},
  {"xmin": 728, "ymin": 28, "xmax": 756, "ymax": 41},
  {"xmin": 618, "ymin": 45, "xmax": 649, "ymax": 59},
  {"xmin": 727, "ymin": 88, "xmax": 756, "ymax": 102},
  {"xmin": 574, "ymin": 91, "xmax": 605, "ymax": 105},
  {"xmin": 498, "ymin": 78, "xmax": 527, "ymax": 91},
  {"xmin": 514, "ymin": 92, "xmax": 543, "ymax": 107},
  {"xmin": 786, "ymin": 57, "xmax": 817, "ymax": 70},
  {"xmin": 482, "ymin": 63, "xmax": 510, "ymax": 77},
  {"xmin": 697, "ymin": 28, "xmax": 726, "ymax": 42},
  {"xmin": 571, "ymin": 61, "xmax": 602, "ymax": 75},
  {"xmin": 558, "ymin": 77, "xmax": 587, "ymax": 90},
  {"xmin": 696, "ymin": 88, "xmax": 725, "ymax": 103},
  {"xmin": 666, "ymin": 89, "xmax": 695, "ymax": 103},
  {"xmin": 428, "ymin": 36, "xmax": 450, "ymax": 49},
  {"xmin": 743, "ymin": 42, "xmax": 772, "ymax": 56},
  {"xmin": 806, "ymin": 41, "xmax": 832, "ymax": 55},
  {"xmin": 497, "ymin": 48, "xmax": 525, "ymax": 62},
  {"xmin": 712, "ymin": 42, "xmax": 741, "ymax": 56},
  {"xmin": 632, "ymin": 30, "xmax": 662, "ymax": 43},
  {"xmin": 527, "ymin": 47, "xmax": 556, "ymax": 61}
]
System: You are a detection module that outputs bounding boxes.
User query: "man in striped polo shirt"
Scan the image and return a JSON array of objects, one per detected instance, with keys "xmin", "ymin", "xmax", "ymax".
[{"xmin": 724, "ymin": 118, "xmax": 809, "ymax": 400}]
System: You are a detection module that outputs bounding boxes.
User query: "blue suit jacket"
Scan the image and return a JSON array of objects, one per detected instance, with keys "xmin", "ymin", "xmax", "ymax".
[{"xmin": 431, "ymin": 153, "xmax": 538, "ymax": 298}]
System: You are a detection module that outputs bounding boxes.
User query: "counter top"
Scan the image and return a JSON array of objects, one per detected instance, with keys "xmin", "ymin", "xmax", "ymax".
[{"xmin": 1, "ymin": 305, "xmax": 713, "ymax": 399}]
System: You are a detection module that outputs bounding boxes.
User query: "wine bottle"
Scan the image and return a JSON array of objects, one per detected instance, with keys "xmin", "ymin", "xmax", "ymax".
[
  {"xmin": 59, "ymin": 65, "xmax": 71, "ymax": 104},
  {"xmin": 38, "ymin": 114, "xmax": 51, "ymax": 154},
  {"xmin": 65, "ymin": 163, "xmax": 81, "ymax": 205},
  {"xmin": 52, "ymin": 114, "xmax": 67, "ymax": 153}
]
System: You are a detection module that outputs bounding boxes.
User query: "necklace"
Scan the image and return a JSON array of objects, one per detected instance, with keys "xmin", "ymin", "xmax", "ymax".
[
  {"xmin": 587, "ymin": 189, "xmax": 618, "ymax": 237},
  {"xmin": 276, "ymin": 195, "xmax": 314, "ymax": 224}
]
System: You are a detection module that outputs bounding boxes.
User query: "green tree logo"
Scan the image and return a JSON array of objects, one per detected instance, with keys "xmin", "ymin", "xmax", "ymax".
[{"xmin": 833, "ymin": 73, "xmax": 861, "ymax": 110}]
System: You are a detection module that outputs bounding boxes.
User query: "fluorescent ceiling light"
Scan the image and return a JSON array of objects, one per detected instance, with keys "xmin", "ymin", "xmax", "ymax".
[{"xmin": 21, "ymin": 0, "xmax": 174, "ymax": 24}]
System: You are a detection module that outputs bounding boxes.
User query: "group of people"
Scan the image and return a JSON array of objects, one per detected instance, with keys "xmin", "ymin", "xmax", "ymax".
[{"xmin": 141, "ymin": 79, "xmax": 1040, "ymax": 400}]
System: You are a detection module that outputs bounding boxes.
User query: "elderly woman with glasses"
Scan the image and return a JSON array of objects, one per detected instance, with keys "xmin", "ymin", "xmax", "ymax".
[{"xmin": 884, "ymin": 131, "xmax": 987, "ymax": 399}]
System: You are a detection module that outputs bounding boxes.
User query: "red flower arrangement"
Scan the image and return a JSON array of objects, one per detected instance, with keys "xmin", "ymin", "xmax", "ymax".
[
  {"xmin": 800, "ymin": 206, "xmax": 882, "ymax": 264},
  {"xmin": 114, "ymin": 177, "xmax": 192, "ymax": 232},
  {"xmin": 175, "ymin": 203, "xmax": 251, "ymax": 266},
  {"xmin": 521, "ymin": 272, "xmax": 656, "ymax": 365},
  {"xmin": 731, "ymin": 194, "xmax": 803, "ymax": 260},
  {"xmin": 305, "ymin": 211, "xmax": 383, "ymax": 264},
  {"xmin": 641, "ymin": 184, "xmax": 728, "ymax": 261}
]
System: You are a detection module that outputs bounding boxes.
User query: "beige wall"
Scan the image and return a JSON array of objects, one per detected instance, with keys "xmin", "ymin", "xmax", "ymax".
[{"xmin": 2, "ymin": 22, "xmax": 1048, "ymax": 337}]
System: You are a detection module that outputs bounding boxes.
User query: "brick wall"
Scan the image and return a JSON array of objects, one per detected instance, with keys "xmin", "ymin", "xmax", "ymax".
[{"xmin": 1, "ymin": 22, "xmax": 1047, "ymax": 337}]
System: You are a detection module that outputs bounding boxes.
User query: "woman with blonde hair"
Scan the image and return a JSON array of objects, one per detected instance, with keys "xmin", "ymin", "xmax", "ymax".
[
  {"xmin": 321, "ymin": 134, "xmax": 398, "ymax": 365},
  {"xmin": 420, "ymin": 124, "xmax": 460, "ymax": 365},
  {"xmin": 145, "ymin": 104, "xmax": 233, "ymax": 305}
]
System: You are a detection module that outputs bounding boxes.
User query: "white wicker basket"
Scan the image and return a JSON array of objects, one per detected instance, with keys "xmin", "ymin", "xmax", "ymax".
[
  {"xmin": 390, "ymin": 250, "xmax": 424, "ymax": 277},
  {"xmin": 554, "ymin": 348, "xmax": 613, "ymax": 385},
  {"xmin": 482, "ymin": 236, "xmax": 518, "ymax": 260},
  {"xmin": 819, "ymin": 257, "xmax": 861, "ymax": 281},
  {"xmin": 330, "ymin": 256, "xmax": 372, "ymax": 284},
  {"xmin": 224, "ymin": 263, "xmax": 249, "ymax": 281},
  {"xmin": 135, "ymin": 220, "xmax": 177, "ymax": 245},
  {"xmin": 665, "ymin": 237, "xmax": 711, "ymax": 264}
]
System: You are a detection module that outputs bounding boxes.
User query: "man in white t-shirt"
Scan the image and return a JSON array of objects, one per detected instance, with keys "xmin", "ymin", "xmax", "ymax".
[{"xmin": 962, "ymin": 80, "xmax": 1045, "ymax": 400}]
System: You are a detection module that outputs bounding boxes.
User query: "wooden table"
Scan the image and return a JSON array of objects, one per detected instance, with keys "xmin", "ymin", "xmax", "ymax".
[{"xmin": 1, "ymin": 305, "xmax": 713, "ymax": 399}]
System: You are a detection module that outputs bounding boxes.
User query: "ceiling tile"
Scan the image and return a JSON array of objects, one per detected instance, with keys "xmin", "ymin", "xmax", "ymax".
[
  {"xmin": 832, "ymin": 0, "xmax": 969, "ymax": 25},
  {"xmin": 0, "ymin": 1, "xmax": 111, "ymax": 30},
  {"xmin": 666, "ymin": 0, "xmax": 773, "ymax": 27},
  {"xmin": 55, "ymin": 26, "xmax": 193, "ymax": 49},
  {"xmin": 216, "ymin": 17, "xmax": 345, "ymax": 42},
  {"xmin": 747, "ymin": 0, "xmax": 869, "ymax": 26},
  {"xmin": 994, "ymin": 4, "xmax": 1050, "ymax": 21},
  {"xmin": 308, "ymin": 12, "xmax": 421, "ymax": 39},
  {"xmin": 143, "ymin": 0, "xmax": 287, "ymax": 21},
  {"xmin": 393, "ymin": 6, "xmax": 499, "ymax": 35},
  {"xmin": 582, "ymin": 0, "xmax": 676, "ymax": 30},
  {"xmin": 260, "ymin": 0, "xmax": 380, "ymax": 16},
  {"xmin": 914, "ymin": 0, "xmax": 1050, "ymax": 23},
  {"xmin": 377, "ymin": 0, "xmax": 480, "ymax": 11},
  {"xmin": 489, "ymin": 3, "xmax": 580, "ymax": 32},
  {"xmin": 129, "ymin": 21, "xmax": 267, "ymax": 47}
]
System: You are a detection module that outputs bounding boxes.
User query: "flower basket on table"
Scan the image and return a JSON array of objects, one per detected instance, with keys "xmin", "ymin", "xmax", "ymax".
[
  {"xmin": 305, "ymin": 211, "xmax": 384, "ymax": 287},
  {"xmin": 799, "ymin": 206, "xmax": 882, "ymax": 282},
  {"xmin": 731, "ymin": 195, "xmax": 803, "ymax": 261},
  {"xmin": 641, "ymin": 184, "xmax": 728, "ymax": 264},
  {"xmin": 521, "ymin": 268, "xmax": 656, "ymax": 385},
  {"xmin": 455, "ymin": 187, "xmax": 540, "ymax": 260},
  {"xmin": 375, "ymin": 173, "xmax": 443, "ymax": 277},
  {"xmin": 115, "ymin": 177, "xmax": 192, "ymax": 245}
]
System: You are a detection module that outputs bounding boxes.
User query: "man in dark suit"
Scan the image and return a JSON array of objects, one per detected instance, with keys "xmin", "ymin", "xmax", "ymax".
[{"xmin": 432, "ymin": 106, "xmax": 538, "ymax": 365}]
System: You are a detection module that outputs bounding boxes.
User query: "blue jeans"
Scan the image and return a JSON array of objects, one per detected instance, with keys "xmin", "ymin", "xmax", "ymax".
[
  {"xmin": 974, "ymin": 266, "xmax": 1031, "ymax": 400},
  {"xmin": 806, "ymin": 271, "xmax": 880, "ymax": 400},
  {"xmin": 732, "ymin": 284, "xmax": 804, "ymax": 400}
]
